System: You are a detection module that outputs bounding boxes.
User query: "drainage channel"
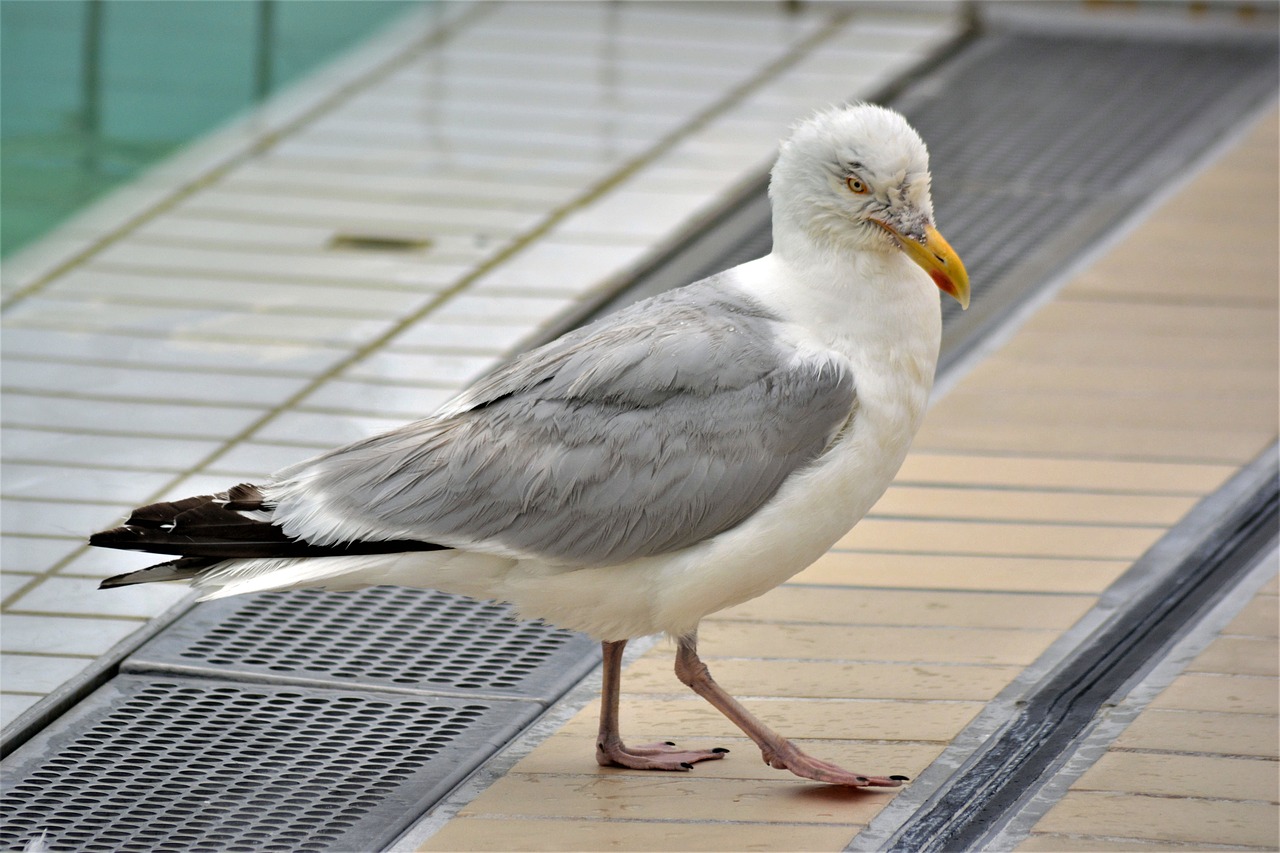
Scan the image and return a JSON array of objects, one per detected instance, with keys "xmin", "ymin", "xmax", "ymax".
[
  {"xmin": 861, "ymin": 445, "xmax": 1279, "ymax": 853},
  {"xmin": 3, "ymin": 19, "xmax": 1278, "ymax": 853}
]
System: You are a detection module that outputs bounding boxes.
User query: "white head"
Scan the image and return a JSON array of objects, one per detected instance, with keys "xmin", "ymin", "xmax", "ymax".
[{"xmin": 770, "ymin": 104, "xmax": 968, "ymax": 308}]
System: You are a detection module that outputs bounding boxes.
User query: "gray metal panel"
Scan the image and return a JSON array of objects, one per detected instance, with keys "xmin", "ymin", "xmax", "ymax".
[
  {"xmin": 0, "ymin": 675, "xmax": 540, "ymax": 852},
  {"xmin": 913, "ymin": 33, "xmax": 1280, "ymax": 352},
  {"xmin": 124, "ymin": 587, "xmax": 600, "ymax": 704}
]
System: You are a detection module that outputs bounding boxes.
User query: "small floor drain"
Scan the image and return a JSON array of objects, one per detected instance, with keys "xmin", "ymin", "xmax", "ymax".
[
  {"xmin": 0, "ymin": 676, "xmax": 539, "ymax": 853},
  {"xmin": 125, "ymin": 587, "xmax": 600, "ymax": 703}
]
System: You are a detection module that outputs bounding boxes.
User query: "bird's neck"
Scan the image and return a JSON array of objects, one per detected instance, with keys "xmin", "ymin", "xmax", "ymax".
[{"xmin": 743, "ymin": 225, "xmax": 938, "ymax": 356}]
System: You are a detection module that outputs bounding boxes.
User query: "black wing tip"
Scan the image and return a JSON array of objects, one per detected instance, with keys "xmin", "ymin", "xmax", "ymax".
[{"xmin": 99, "ymin": 556, "xmax": 220, "ymax": 589}]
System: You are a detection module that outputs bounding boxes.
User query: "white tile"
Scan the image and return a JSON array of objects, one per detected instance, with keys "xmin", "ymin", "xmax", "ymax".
[
  {"xmin": 252, "ymin": 411, "xmax": 406, "ymax": 448},
  {"xmin": 0, "ymin": 327, "xmax": 349, "ymax": 374},
  {"xmin": 269, "ymin": 135, "xmax": 615, "ymax": 179},
  {"xmin": 429, "ymin": 292, "xmax": 583, "ymax": 327},
  {"xmin": 1, "ymin": 693, "xmax": 42, "ymax": 728},
  {"xmin": 1, "ymin": 572, "xmax": 39, "ymax": 602},
  {"xmin": 6, "ymin": 298, "xmax": 397, "ymax": 346},
  {"xmin": 224, "ymin": 161, "xmax": 584, "ymax": 208},
  {"xmin": 132, "ymin": 210, "xmax": 340, "ymax": 251},
  {"xmin": 0, "ymin": 463, "xmax": 173, "ymax": 504},
  {"xmin": 470, "ymin": 239, "xmax": 652, "ymax": 295},
  {"xmin": 175, "ymin": 188, "xmax": 545, "ymax": 235},
  {"xmin": 0, "ymin": 614, "xmax": 143, "ymax": 656},
  {"xmin": 299, "ymin": 380, "xmax": 458, "ymax": 420},
  {"xmin": 2, "ymin": 358, "xmax": 311, "ymax": 408},
  {"xmin": 388, "ymin": 319, "xmax": 531, "ymax": 355},
  {"xmin": 11, "ymin": 576, "xmax": 191, "ymax": 619},
  {"xmin": 1, "ymin": 499, "xmax": 130, "ymax": 540},
  {"xmin": 1, "ymin": 653, "xmax": 96, "ymax": 694},
  {"xmin": 87, "ymin": 244, "xmax": 466, "ymax": 293},
  {"xmin": 553, "ymin": 187, "xmax": 720, "ymax": 242},
  {"xmin": 156, "ymin": 473, "xmax": 246, "ymax": 501},
  {"xmin": 345, "ymin": 350, "xmax": 493, "ymax": 387},
  {"xmin": 2, "ymin": 393, "xmax": 263, "ymax": 439},
  {"xmin": 203, "ymin": 442, "xmax": 317, "ymax": 477},
  {"xmin": 1, "ymin": 427, "xmax": 223, "ymax": 471},
  {"xmin": 0, "ymin": 535, "xmax": 82, "ymax": 575},
  {"xmin": 51, "ymin": 268, "xmax": 442, "ymax": 316}
]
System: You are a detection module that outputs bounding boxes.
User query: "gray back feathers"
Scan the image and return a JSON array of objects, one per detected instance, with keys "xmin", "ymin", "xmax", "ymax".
[{"xmin": 269, "ymin": 278, "xmax": 857, "ymax": 566}]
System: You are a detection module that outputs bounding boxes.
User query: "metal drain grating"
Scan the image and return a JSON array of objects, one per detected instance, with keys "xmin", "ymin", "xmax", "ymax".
[
  {"xmin": 125, "ymin": 587, "xmax": 600, "ymax": 703},
  {"xmin": 909, "ymin": 32, "xmax": 1279, "ymax": 353},
  {"xmin": 0, "ymin": 676, "xmax": 539, "ymax": 852}
]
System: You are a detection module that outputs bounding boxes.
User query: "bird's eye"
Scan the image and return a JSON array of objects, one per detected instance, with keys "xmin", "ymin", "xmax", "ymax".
[{"xmin": 846, "ymin": 175, "xmax": 869, "ymax": 194}]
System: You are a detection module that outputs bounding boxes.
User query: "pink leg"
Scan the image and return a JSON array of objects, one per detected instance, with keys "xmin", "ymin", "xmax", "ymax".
[
  {"xmin": 595, "ymin": 639, "xmax": 728, "ymax": 771},
  {"xmin": 674, "ymin": 633, "xmax": 908, "ymax": 787}
]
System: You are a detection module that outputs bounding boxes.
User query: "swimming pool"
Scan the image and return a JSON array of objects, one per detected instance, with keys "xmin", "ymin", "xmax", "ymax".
[{"xmin": 0, "ymin": 0, "xmax": 419, "ymax": 258}]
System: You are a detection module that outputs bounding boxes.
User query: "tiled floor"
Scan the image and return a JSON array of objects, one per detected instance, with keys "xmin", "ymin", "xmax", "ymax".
[{"xmin": 0, "ymin": 0, "xmax": 964, "ymax": 728}]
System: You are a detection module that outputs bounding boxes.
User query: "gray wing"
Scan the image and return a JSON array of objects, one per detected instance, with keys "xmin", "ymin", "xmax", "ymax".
[{"xmin": 268, "ymin": 277, "xmax": 856, "ymax": 566}]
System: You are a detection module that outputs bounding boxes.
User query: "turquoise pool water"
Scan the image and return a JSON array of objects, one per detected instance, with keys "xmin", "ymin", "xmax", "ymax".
[{"xmin": 1, "ymin": 0, "xmax": 420, "ymax": 258}]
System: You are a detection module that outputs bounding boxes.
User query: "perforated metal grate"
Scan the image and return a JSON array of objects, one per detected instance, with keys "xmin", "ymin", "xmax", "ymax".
[
  {"xmin": 0, "ymin": 676, "xmax": 538, "ymax": 852},
  {"xmin": 126, "ymin": 587, "xmax": 600, "ymax": 702},
  {"xmin": 910, "ymin": 33, "xmax": 1279, "ymax": 346}
]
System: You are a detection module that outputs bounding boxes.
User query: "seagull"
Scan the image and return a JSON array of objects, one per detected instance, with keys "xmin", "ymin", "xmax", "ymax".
[{"xmin": 92, "ymin": 103, "xmax": 969, "ymax": 787}]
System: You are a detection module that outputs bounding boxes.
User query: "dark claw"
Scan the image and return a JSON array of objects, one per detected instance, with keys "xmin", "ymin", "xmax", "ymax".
[
  {"xmin": 856, "ymin": 776, "xmax": 868, "ymax": 783},
  {"xmin": 712, "ymin": 747, "xmax": 730, "ymax": 754},
  {"xmin": 679, "ymin": 762, "xmax": 693, "ymax": 770},
  {"xmin": 664, "ymin": 741, "xmax": 676, "ymax": 746},
  {"xmin": 890, "ymin": 775, "xmax": 911, "ymax": 782}
]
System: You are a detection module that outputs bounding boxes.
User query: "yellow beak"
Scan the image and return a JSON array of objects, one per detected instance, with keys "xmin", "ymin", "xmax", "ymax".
[{"xmin": 873, "ymin": 220, "xmax": 970, "ymax": 310}]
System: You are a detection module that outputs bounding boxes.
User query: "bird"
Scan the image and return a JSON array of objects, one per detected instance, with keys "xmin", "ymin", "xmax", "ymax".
[{"xmin": 92, "ymin": 103, "xmax": 969, "ymax": 787}]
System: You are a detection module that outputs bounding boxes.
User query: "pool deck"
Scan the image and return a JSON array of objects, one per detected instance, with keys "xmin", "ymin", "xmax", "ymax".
[{"xmin": 2, "ymin": 2, "xmax": 1277, "ymax": 850}]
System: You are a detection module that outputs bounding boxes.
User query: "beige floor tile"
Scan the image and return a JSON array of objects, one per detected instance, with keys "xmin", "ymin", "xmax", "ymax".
[
  {"xmin": 513, "ymin": 735, "xmax": 942, "ymax": 783},
  {"xmin": 1018, "ymin": 832, "xmax": 1214, "ymax": 851},
  {"xmin": 1072, "ymin": 751, "xmax": 1279, "ymax": 802},
  {"xmin": 913, "ymin": 418, "xmax": 1272, "ymax": 465},
  {"xmin": 458, "ymin": 772, "xmax": 899, "ymax": 825},
  {"xmin": 619, "ymin": 656, "xmax": 1021, "ymax": 702},
  {"xmin": 894, "ymin": 452, "xmax": 1236, "ymax": 495},
  {"xmin": 1148, "ymin": 674, "xmax": 1279, "ymax": 716},
  {"xmin": 991, "ymin": 331, "xmax": 1274, "ymax": 371},
  {"xmin": 555, "ymin": 696, "xmax": 986, "ymax": 744},
  {"xmin": 1224, "ymin": 594, "xmax": 1280, "ymax": 638},
  {"xmin": 1261, "ymin": 575, "xmax": 1279, "ymax": 596},
  {"xmin": 1113, "ymin": 709, "xmax": 1279, "ymax": 758},
  {"xmin": 835, "ymin": 519, "xmax": 1162, "ymax": 560},
  {"xmin": 708, "ymin": 586, "xmax": 1096, "ymax": 630},
  {"xmin": 419, "ymin": 817, "xmax": 860, "ymax": 852},
  {"xmin": 1019, "ymin": 302, "xmax": 1276, "ymax": 341},
  {"xmin": 1033, "ymin": 791, "xmax": 1279, "ymax": 848},
  {"xmin": 871, "ymin": 485, "xmax": 1195, "ymax": 527},
  {"xmin": 697, "ymin": 622, "xmax": 1060, "ymax": 666},
  {"xmin": 1186, "ymin": 637, "xmax": 1280, "ymax": 678},
  {"xmin": 960, "ymin": 358, "xmax": 1278, "ymax": 400},
  {"xmin": 793, "ymin": 552, "xmax": 1129, "ymax": 594},
  {"xmin": 928, "ymin": 390, "xmax": 1277, "ymax": 434}
]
